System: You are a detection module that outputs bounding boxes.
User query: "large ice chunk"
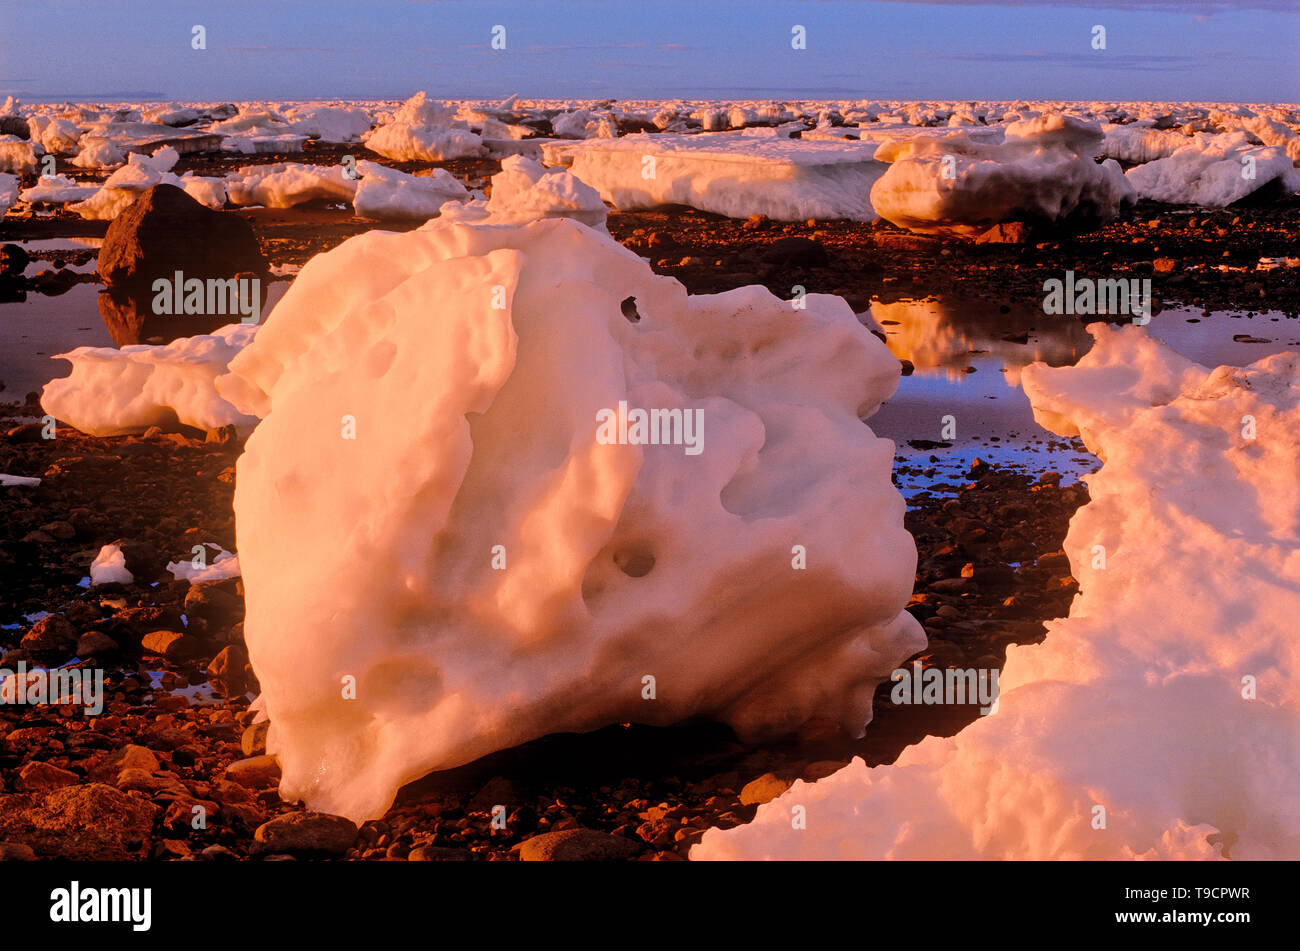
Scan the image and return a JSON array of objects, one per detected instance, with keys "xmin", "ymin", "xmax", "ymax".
[
  {"xmin": 869, "ymin": 114, "xmax": 1135, "ymax": 236},
  {"xmin": 216, "ymin": 216, "xmax": 923, "ymax": 822},
  {"xmin": 1126, "ymin": 132, "xmax": 1300, "ymax": 207},
  {"xmin": 694, "ymin": 325, "xmax": 1300, "ymax": 860},
  {"xmin": 351, "ymin": 160, "xmax": 468, "ymax": 220},
  {"xmin": 544, "ymin": 133, "xmax": 886, "ymax": 222},
  {"xmin": 41, "ymin": 324, "xmax": 259, "ymax": 436}
]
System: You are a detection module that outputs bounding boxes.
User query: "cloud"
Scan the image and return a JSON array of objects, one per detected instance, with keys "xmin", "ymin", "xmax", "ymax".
[{"xmin": 868, "ymin": 0, "xmax": 1294, "ymax": 11}]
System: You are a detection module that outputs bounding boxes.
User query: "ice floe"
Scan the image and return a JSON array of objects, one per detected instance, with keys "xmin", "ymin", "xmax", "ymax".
[{"xmin": 225, "ymin": 162, "xmax": 357, "ymax": 209}]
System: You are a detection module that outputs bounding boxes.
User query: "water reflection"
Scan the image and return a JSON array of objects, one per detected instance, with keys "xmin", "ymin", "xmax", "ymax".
[
  {"xmin": 869, "ymin": 297, "xmax": 1093, "ymax": 386},
  {"xmin": 97, "ymin": 289, "xmax": 234, "ymax": 347}
]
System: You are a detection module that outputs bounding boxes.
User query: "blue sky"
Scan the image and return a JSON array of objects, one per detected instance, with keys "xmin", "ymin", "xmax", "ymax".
[{"xmin": 0, "ymin": 0, "xmax": 1296, "ymax": 103}]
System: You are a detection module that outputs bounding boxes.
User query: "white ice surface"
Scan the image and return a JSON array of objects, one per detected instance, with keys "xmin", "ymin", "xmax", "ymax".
[
  {"xmin": 216, "ymin": 215, "xmax": 922, "ymax": 822},
  {"xmin": 694, "ymin": 325, "xmax": 1300, "ymax": 860}
]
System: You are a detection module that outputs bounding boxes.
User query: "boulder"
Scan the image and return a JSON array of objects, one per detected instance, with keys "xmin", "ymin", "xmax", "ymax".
[{"xmin": 97, "ymin": 184, "xmax": 268, "ymax": 292}]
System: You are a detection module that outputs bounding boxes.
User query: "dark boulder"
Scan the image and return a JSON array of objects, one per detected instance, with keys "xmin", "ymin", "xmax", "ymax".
[{"xmin": 97, "ymin": 184, "xmax": 268, "ymax": 292}]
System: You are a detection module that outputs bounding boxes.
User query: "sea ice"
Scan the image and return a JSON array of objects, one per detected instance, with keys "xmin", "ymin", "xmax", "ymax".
[
  {"xmin": 545, "ymin": 133, "xmax": 886, "ymax": 221},
  {"xmin": 351, "ymin": 160, "xmax": 469, "ymax": 220},
  {"xmin": 225, "ymin": 163, "xmax": 357, "ymax": 209},
  {"xmin": 694, "ymin": 325, "xmax": 1300, "ymax": 860},
  {"xmin": 869, "ymin": 115, "xmax": 1135, "ymax": 236},
  {"xmin": 216, "ymin": 215, "xmax": 922, "ymax": 822},
  {"xmin": 1126, "ymin": 132, "xmax": 1300, "ymax": 207},
  {"xmin": 90, "ymin": 544, "xmax": 134, "ymax": 586},
  {"xmin": 42, "ymin": 324, "xmax": 260, "ymax": 437}
]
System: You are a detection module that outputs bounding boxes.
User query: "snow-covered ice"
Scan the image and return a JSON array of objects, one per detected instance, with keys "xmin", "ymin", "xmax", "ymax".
[
  {"xmin": 694, "ymin": 324, "xmax": 1300, "ymax": 860},
  {"xmin": 362, "ymin": 91, "xmax": 485, "ymax": 162},
  {"xmin": 225, "ymin": 162, "xmax": 357, "ymax": 209},
  {"xmin": 1126, "ymin": 132, "xmax": 1300, "ymax": 207},
  {"xmin": 41, "ymin": 324, "xmax": 260, "ymax": 437},
  {"xmin": 869, "ymin": 115, "xmax": 1135, "ymax": 236},
  {"xmin": 0, "ymin": 172, "xmax": 18, "ymax": 215},
  {"xmin": 89, "ymin": 544, "xmax": 134, "ymax": 586},
  {"xmin": 351, "ymin": 160, "xmax": 468, "ymax": 220},
  {"xmin": 216, "ymin": 214, "xmax": 922, "ymax": 822},
  {"xmin": 546, "ymin": 133, "xmax": 886, "ymax": 221}
]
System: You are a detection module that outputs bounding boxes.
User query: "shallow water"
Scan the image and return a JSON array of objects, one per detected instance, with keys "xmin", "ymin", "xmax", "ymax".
[
  {"xmin": 867, "ymin": 297, "xmax": 1298, "ymax": 496},
  {"xmin": 0, "ymin": 247, "xmax": 291, "ymax": 400}
]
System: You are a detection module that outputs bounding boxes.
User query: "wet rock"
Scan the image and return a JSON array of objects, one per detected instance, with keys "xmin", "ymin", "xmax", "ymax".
[
  {"xmin": 1153, "ymin": 257, "xmax": 1177, "ymax": 273},
  {"xmin": 74, "ymin": 631, "xmax": 120, "ymax": 658},
  {"xmin": 0, "ymin": 244, "xmax": 30, "ymax": 280},
  {"xmin": 223, "ymin": 754, "xmax": 281, "ymax": 789},
  {"xmin": 517, "ymin": 828, "xmax": 642, "ymax": 861},
  {"xmin": 240, "ymin": 719, "xmax": 269, "ymax": 757},
  {"xmin": 98, "ymin": 184, "xmax": 268, "ymax": 293},
  {"xmin": 975, "ymin": 222, "xmax": 1029, "ymax": 244},
  {"xmin": 20, "ymin": 614, "xmax": 77, "ymax": 652},
  {"xmin": 118, "ymin": 538, "xmax": 168, "ymax": 582},
  {"xmin": 409, "ymin": 846, "xmax": 473, "ymax": 861},
  {"xmin": 184, "ymin": 581, "xmax": 242, "ymax": 628},
  {"xmin": 251, "ymin": 812, "xmax": 358, "ymax": 857},
  {"xmin": 762, "ymin": 236, "xmax": 828, "ymax": 268},
  {"xmin": 208, "ymin": 644, "xmax": 249, "ymax": 687},
  {"xmin": 739, "ymin": 772, "xmax": 791, "ymax": 806},
  {"xmin": 0, "ymin": 783, "xmax": 158, "ymax": 860},
  {"xmin": 0, "ymin": 842, "xmax": 37, "ymax": 861},
  {"xmin": 467, "ymin": 776, "xmax": 521, "ymax": 814},
  {"xmin": 17, "ymin": 761, "xmax": 80, "ymax": 792},
  {"xmin": 141, "ymin": 630, "xmax": 201, "ymax": 660}
]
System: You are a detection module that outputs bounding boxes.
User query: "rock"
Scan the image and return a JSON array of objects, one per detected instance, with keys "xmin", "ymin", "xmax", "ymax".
[
  {"xmin": 5, "ymin": 422, "xmax": 43, "ymax": 443},
  {"xmin": 141, "ymin": 630, "xmax": 200, "ymax": 660},
  {"xmin": 0, "ymin": 116, "xmax": 30, "ymax": 139},
  {"xmin": 467, "ymin": 776, "xmax": 520, "ymax": 814},
  {"xmin": 222, "ymin": 754, "xmax": 281, "ymax": 789},
  {"xmin": 251, "ymin": 812, "xmax": 358, "ymax": 856},
  {"xmin": 762, "ymin": 236, "xmax": 828, "ymax": 267},
  {"xmin": 0, "ymin": 783, "xmax": 158, "ymax": 860},
  {"xmin": 117, "ymin": 538, "xmax": 168, "ymax": 583},
  {"xmin": 802, "ymin": 760, "xmax": 846, "ymax": 782},
  {"xmin": 205, "ymin": 424, "xmax": 238, "ymax": 445},
  {"xmin": 975, "ymin": 222, "xmax": 1029, "ymax": 244},
  {"xmin": 0, "ymin": 244, "xmax": 30, "ymax": 280},
  {"xmin": 184, "ymin": 582, "xmax": 242, "ymax": 628},
  {"xmin": 408, "ymin": 846, "xmax": 473, "ymax": 861},
  {"xmin": 74, "ymin": 631, "xmax": 120, "ymax": 658},
  {"xmin": 91, "ymin": 743, "xmax": 160, "ymax": 781},
  {"xmin": 516, "ymin": 828, "xmax": 642, "ymax": 861},
  {"xmin": 208, "ymin": 644, "xmax": 249, "ymax": 686},
  {"xmin": 20, "ymin": 614, "xmax": 77, "ymax": 652},
  {"xmin": 739, "ymin": 772, "xmax": 791, "ymax": 806},
  {"xmin": 38, "ymin": 520, "xmax": 75, "ymax": 541},
  {"xmin": 17, "ymin": 761, "xmax": 80, "ymax": 792},
  {"xmin": 97, "ymin": 184, "xmax": 268, "ymax": 293},
  {"xmin": 240, "ymin": 720, "xmax": 269, "ymax": 756},
  {"xmin": 1153, "ymin": 257, "xmax": 1177, "ymax": 273},
  {"xmin": 0, "ymin": 842, "xmax": 37, "ymax": 861},
  {"xmin": 742, "ymin": 214, "xmax": 769, "ymax": 231}
]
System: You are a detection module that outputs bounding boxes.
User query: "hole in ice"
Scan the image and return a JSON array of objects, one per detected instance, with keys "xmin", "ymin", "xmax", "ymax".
[
  {"xmin": 613, "ymin": 548, "xmax": 655, "ymax": 577},
  {"xmin": 620, "ymin": 296, "xmax": 641, "ymax": 323}
]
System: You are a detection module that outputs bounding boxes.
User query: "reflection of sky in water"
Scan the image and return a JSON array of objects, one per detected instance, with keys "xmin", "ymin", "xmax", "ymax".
[{"xmin": 866, "ymin": 298, "xmax": 1297, "ymax": 498}]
